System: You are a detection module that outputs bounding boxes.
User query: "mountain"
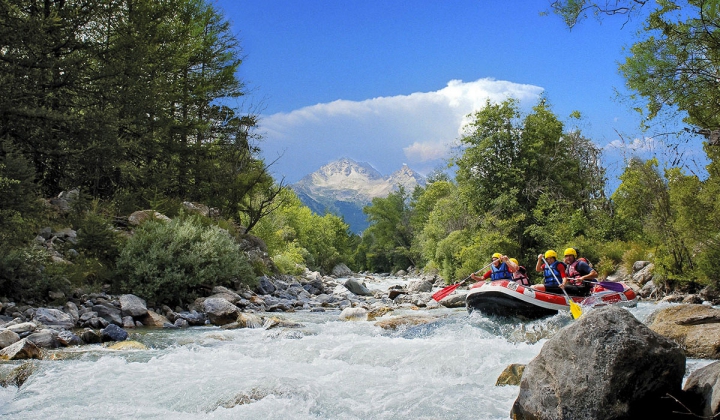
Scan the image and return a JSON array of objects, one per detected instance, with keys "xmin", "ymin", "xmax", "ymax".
[{"xmin": 291, "ymin": 158, "xmax": 426, "ymax": 234}]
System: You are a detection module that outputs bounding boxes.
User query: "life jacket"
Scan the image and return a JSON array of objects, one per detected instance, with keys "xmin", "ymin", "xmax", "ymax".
[
  {"xmin": 567, "ymin": 258, "xmax": 591, "ymax": 285},
  {"xmin": 543, "ymin": 260, "xmax": 564, "ymax": 286},
  {"xmin": 512, "ymin": 266, "xmax": 530, "ymax": 286},
  {"xmin": 490, "ymin": 262, "xmax": 512, "ymax": 280}
]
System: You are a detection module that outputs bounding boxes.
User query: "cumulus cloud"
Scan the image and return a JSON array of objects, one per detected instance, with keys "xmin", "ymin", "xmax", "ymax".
[
  {"xmin": 604, "ymin": 137, "xmax": 659, "ymax": 152},
  {"xmin": 260, "ymin": 78, "xmax": 543, "ymax": 182}
]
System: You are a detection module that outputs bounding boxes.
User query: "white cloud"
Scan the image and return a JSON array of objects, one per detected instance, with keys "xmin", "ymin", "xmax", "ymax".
[
  {"xmin": 260, "ymin": 78, "xmax": 543, "ymax": 182},
  {"xmin": 604, "ymin": 137, "xmax": 659, "ymax": 152}
]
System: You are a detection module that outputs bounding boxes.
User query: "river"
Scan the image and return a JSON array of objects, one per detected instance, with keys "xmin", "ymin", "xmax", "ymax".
[{"xmin": 0, "ymin": 278, "xmax": 711, "ymax": 419}]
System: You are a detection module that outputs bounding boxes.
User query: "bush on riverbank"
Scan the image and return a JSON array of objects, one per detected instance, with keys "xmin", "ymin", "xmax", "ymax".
[{"xmin": 116, "ymin": 216, "xmax": 255, "ymax": 306}]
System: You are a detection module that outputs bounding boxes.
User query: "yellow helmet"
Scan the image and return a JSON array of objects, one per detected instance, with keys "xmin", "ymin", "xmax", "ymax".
[
  {"xmin": 492, "ymin": 252, "xmax": 502, "ymax": 259},
  {"xmin": 509, "ymin": 258, "xmax": 519, "ymax": 265},
  {"xmin": 544, "ymin": 250, "xmax": 557, "ymax": 259},
  {"xmin": 564, "ymin": 248, "xmax": 577, "ymax": 258}
]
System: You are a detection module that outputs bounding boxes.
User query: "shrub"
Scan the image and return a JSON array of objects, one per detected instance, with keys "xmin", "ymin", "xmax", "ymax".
[
  {"xmin": 116, "ymin": 218, "xmax": 255, "ymax": 306},
  {"xmin": 0, "ymin": 246, "xmax": 69, "ymax": 302}
]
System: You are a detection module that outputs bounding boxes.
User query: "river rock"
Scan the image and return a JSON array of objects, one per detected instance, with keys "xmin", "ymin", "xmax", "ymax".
[
  {"xmin": 236, "ymin": 313, "xmax": 263, "ymax": 328},
  {"xmin": 633, "ymin": 263, "xmax": 654, "ymax": 285},
  {"xmin": 647, "ymin": 304, "xmax": 720, "ymax": 359},
  {"xmin": 332, "ymin": 263, "xmax": 353, "ymax": 277},
  {"xmin": 6, "ymin": 322, "xmax": 37, "ymax": 335},
  {"xmin": 64, "ymin": 301, "xmax": 79, "ymax": 323},
  {"xmin": 107, "ymin": 340, "xmax": 148, "ymax": 350},
  {"xmin": 176, "ymin": 310, "xmax": 205, "ymax": 326},
  {"xmin": 439, "ymin": 292, "xmax": 466, "ymax": 308},
  {"xmin": 140, "ymin": 310, "xmax": 169, "ymax": 327},
  {"xmin": 683, "ymin": 360, "xmax": 720, "ymax": 417},
  {"xmin": 0, "ymin": 329, "xmax": 20, "ymax": 349},
  {"xmin": 122, "ymin": 316, "xmax": 136, "ymax": 328},
  {"xmin": 101, "ymin": 324, "xmax": 128, "ymax": 342},
  {"xmin": 496, "ymin": 364, "xmax": 525, "ymax": 386},
  {"xmin": 93, "ymin": 302, "xmax": 122, "ymax": 326},
  {"xmin": 56, "ymin": 330, "xmax": 82, "ymax": 346},
  {"xmin": 26, "ymin": 329, "xmax": 58, "ymax": 348},
  {"xmin": 406, "ymin": 279, "xmax": 433, "ymax": 293},
  {"xmin": 343, "ymin": 278, "xmax": 371, "ymax": 296},
  {"xmin": 119, "ymin": 294, "xmax": 148, "ymax": 318},
  {"xmin": 367, "ymin": 307, "xmax": 393, "ymax": 321},
  {"xmin": 32, "ymin": 308, "xmax": 74, "ymax": 329},
  {"xmin": 339, "ymin": 307, "xmax": 368, "ymax": 321},
  {"xmin": 204, "ymin": 298, "xmax": 240, "ymax": 326},
  {"xmin": 374, "ymin": 315, "xmax": 439, "ymax": 330},
  {"xmin": 0, "ymin": 339, "xmax": 42, "ymax": 360},
  {"xmin": 256, "ymin": 276, "xmax": 276, "ymax": 295},
  {"xmin": 80, "ymin": 328, "xmax": 102, "ymax": 344},
  {"xmin": 0, "ymin": 361, "xmax": 36, "ymax": 388},
  {"xmin": 511, "ymin": 306, "xmax": 685, "ymax": 420}
]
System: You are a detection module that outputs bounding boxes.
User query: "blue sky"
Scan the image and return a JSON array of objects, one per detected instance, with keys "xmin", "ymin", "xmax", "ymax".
[{"xmin": 215, "ymin": 0, "xmax": 700, "ymax": 187}]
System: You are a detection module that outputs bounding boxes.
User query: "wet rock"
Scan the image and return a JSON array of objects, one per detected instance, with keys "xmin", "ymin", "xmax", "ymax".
[
  {"xmin": 139, "ymin": 310, "xmax": 170, "ymax": 327},
  {"xmin": 122, "ymin": 316, "xmax": 136, "ymax": 328},
  {"xmin": 0, "ymin": 362, "xmax": 37, "ymax": 388},
  {"xmin": 0, "ymin": 329, "xmax": 20, "ymax": 349},
  {"xmin": 119, "ymin": 294, "xmax": 148, "ymax": 318},
  {"xmin": 367, "ymin": 307, "xmax": 393, "ymax": 321},
  {"xmin": 56, "ymin": 330, "xmax": 82, "ymax": 346},
  {"xmin": 0, "ymin": 339, "xmax": 42, "ymax": 360},
  {"xmin": 496, "ymin": 364, "xmax": 525, "ymax": 386},
  {"xmin": 235, "ymin": 313, "xmax": 263, "ymax": 329},
  {"xmin": 263, "ymin": 317, "xmax": 304, "ymax": 329},
  {"xmin": 331, "ymin": 263, "xmax": 353, "ymax": 277},
  {"xmin": 374, "ymin": 315, "xmax": 440, "ymax": 330},
  {"xmin": 339, "ymin": 307, "xmax": 368, "ymax": 321},
  {"xmin": 683, "ymin": 360, "xmax": 720, "ymax": 417},
  {"xmin": 107, "ymin": 340, "xmax": 147, "ymax": 350},
  {"xmin": 343, "ymin": 278, "xmax": 371, "ymax": 296},
  {"xmin": 26, "ymin": 329, "xmax": 58, "ymax": 348},
  {"xmin": 388, "ymin": 288, "xmax": 407, "ymax": 300},
  {"xmin": 511, "ymin": 306, "xmax": 685, "ymax": 420},
  {"xmin": 173, "ymin": 318, "xmax": 189, "ymax": 328},
  {"xmin": 33, "ymin": 308, "xmax": 74, "ymax": 329},
  {"xmin": 647, "ymin": 304, "xmax": 720, "ymax": 359},
  {"xmin": 80, "ymin": 328, "xmax": 102, "ymax": 344},
  {"xmin": 101, "ymin": 324, "xmax": 128, "ymax": 342},
  {"xmin": 203, "ymin": 298, "xmax": 240, "ymax": 326},
  {"xmin": 93, "ymin": 302, "xmax": 122, "ymax": 326},
  {"xmin": 439, "ymin": 292, "xmax": 467, "ymax": 308},
  {"xmin": 176, "ymin": 310, "xmax": 205, "ymax": 326}
]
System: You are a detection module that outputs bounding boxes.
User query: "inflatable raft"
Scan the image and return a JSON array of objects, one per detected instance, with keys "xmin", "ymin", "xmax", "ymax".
[{"xmin": 465, "ymin": 279, "xmax": 638, "ymax": 319}]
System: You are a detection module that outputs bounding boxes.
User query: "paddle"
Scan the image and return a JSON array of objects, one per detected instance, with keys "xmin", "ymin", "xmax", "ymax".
[
  {"xmin": 542, "ymin": 256, "xmax": 582, "ymax": 319},
  {"xmin": 580, "ymin": 280, "xmax": 625, "ymax": 293},
  {"xmin": 431, "ymin": 262, "xmax": 493, "ymax": 302}
]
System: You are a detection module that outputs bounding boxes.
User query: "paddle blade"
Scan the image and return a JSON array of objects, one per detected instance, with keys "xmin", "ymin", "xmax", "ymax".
[
  {"xmin": 432, "ymin": 283, "xmax": 461, "ymax": 301},
  {"xmin": 598, "ymin": 281, "xmax": 625, "ymax": 292},
  {"xmin": 569, "ymin": 300, "xmax": 583, "ymax": 319}
]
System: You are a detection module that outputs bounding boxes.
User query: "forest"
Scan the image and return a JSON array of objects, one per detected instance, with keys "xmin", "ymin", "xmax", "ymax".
[{"xmin": 1, "ymin": 0, "xmax": 719, "ymax": 305}]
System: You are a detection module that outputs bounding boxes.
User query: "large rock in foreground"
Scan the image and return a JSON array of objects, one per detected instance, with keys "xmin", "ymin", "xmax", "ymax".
[
  {"xmin": 203, "ymin": 298, "xmax": 240, "ymax": 326},
  {"xmin": 683, "ymin": 361, "xmax": 720, "ymax": 417},
  {"xmin": 511, "ymin": 306, "xmax": 685, "ymax": 420},
  {"xmin": 0, "ymin": 339, "xmax": 42, "ymax": 361},
  {"xmin": 647, "ymin": 304, "xmax": 720, "ymax": 359}
]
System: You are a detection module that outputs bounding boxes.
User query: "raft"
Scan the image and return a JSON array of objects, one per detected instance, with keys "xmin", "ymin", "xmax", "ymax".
[{"xmin": 465, "ymin": 279, "xmax": 638, "ymax": 319}]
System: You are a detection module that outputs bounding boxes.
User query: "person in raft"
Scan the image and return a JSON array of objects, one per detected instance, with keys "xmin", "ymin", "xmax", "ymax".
[
  {"xmin": 508, "ymin": 258, "xmax": 530, "ymax": 286},
  {"xmin": 562, "ymin": 247, "xmax": 598, "ymax": 296},
  {"xmin": 532, "ymin": 249, "xmax": 567, "ymax": 294},
  {"xmin": 470, "ymin": 253, "xmax": 515, "ymax": 282}
]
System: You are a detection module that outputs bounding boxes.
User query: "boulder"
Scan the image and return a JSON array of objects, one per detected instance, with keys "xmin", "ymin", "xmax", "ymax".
[
  {"xmin": 0, "ymin": 361, "xmax": 36, "ymax": 387},
  {"xmin": 33, "ymin": 308, "xmax": 74, "ymax": 329},
  {"xmin": 332, "ymin": 263, "xmax": 353, "ymax": 277},
  {"xmin": 647, "ymin": 304, "xmax": 720, "ymax": 359},
  {"xmin": 256, "ymin": 276, "xmax": 276, "ymax": 295},
  {"xmin": 511, "ymin": 306, "xmax": 685, "ymax": 420},
  {"xmin": 139, "ymin": 310, "xmax": 170, "ymax": 327},
  {"xmin": 56, "ymin": 330, "xmax": 82, "ymax": 346},
  {"xmin": 107, "ymin": 340, "xmax": 147, "ymax": 350},
  {"xmin": 633, "ymin": 260, "xmax": 651, "ymax": 272},
  {"xmin": 683, "ymin": 361, "xmax": 720, "ymax": 417},
  {"xmin": 64, "ymin": 302, "xmax": 79, "ymax": 323},
  {"xmin": 119, "ymin": 294, "xmax": 148, "ymax": 318},
  {"xmin": 633, "ymin": 263, "xmax": 654, "ymax": 285},
  {"xmin": 236, "ymin": 313, "xmax": 263, "ymax": 329},
  {"xmin": 406, "ymin": 279, "xmax": 433, "ymax": 293},
  {"xmin": 79, "ymin": 328, "xmax": 102, "ymax": 344},
  {"xmin": 0, "ymin": 339, "xmax": 42, "ymax": 360},
  {"xmin": 100, "ymin": 324, "xmax": 128, "ymax": 342},
  {"xmin": 203, "ymin": 298, "xmax": 240, "ymax": 326},
  {"xmin": 343, "ymin": 278, "xmax": 372, "ymax": 296},
  {"xmin": 367, "ymin": 307, "xmax": 393, "ymax": 321},
  {"xmin": 128, "ymin": 210, "xmax": 170, "ymax": 226},
  {"xmin": 176, "ymin": 310, "xmax": 206, "ymax": 326},
  {"xmin": 26, "ymin": 330, "xmax": 58, "ymax": 348},
  {"xmin": 374, "ymin": 315, "xmax": 440, "ymax": 330},
  {"xmin": 639, "ymin": 280, "xmax": 657, "ymax": 299},
  {"xmin": 0, "ymin": 329, "xmax": 21, "ymax": 349},
  {"xmin": 439, "ymin": 292, "xmax": 467, "ymax": 308},
  {"xmin": 122, "ymin": 316, "xmax": 136, "ymax": 328},
  {"xmin": 92, "ymin": 302, "xmax": 122, "ymax": 326},
  {"xmin": 496, "ymin": 364, "xmax": 525, "ymax": 386},
  {"xmin": 339, "ymin": 307, "xmax": 368, "ymax": 321},
  {"xmin": 6, "ymin": 322, "xmax": 37, "ymax": 335}
]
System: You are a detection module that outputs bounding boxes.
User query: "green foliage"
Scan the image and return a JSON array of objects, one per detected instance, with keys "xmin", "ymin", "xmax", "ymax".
[
  {"xmin": 0, "ymin": 246, "xmax": 69, "ymax": 302},
  {"xmin": 116, "ymin": 217, "xmax": 255, "ymax": 305},
  {"xmin": 361, "ymin": 187, "xmax": 414, "ymax": 272}
]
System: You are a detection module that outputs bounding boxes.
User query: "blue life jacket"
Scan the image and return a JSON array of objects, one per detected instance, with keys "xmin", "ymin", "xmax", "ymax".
[
  {"xmin": 543, "ymin": 260, "xmax": 564, "ymax": 286},
  {"xmin": 490, "ymin": 262, "xmax": 512, "ymax": 280}
]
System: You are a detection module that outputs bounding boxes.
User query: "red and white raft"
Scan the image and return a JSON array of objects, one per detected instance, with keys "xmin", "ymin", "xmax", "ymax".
[{"xmin": 465, "ymin": 279, "xmax": 638, "ymax": 319}]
